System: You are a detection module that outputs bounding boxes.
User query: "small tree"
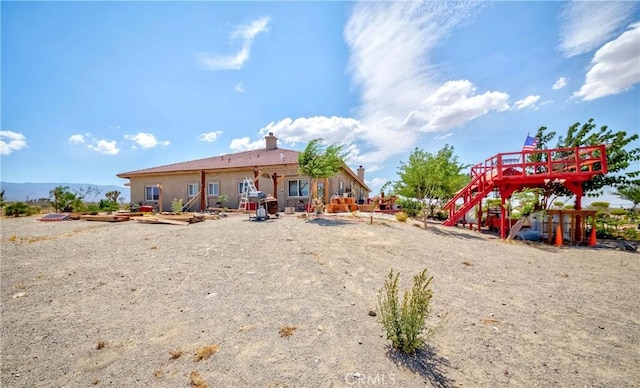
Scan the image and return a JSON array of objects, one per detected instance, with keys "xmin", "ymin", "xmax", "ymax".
[
  {"xmin": 393, "ymin": 145, "xmax": 468, "ymax": 227},
  {"xmin": 50, "ymin": 186, "xmax": 75, "ymax": 212},
  {"xmin": 298, "ymin": 138, "xmax": 346, "ymax": 214},
  {"xmin": 105, "ymin": 190, "xmax": 121, "ymax": 203},
  {"xmin": 532, "ymin": 119, "xmax": 640, "ymax": 198},
  {"xmin": 614, "ymin": 183, "xmax": 640, "ymax": 213}
]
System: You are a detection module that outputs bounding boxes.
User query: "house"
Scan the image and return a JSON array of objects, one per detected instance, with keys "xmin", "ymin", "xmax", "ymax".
[{"xmin": 117, "ymin": 133, "xmax": 371, "ymax": 212}]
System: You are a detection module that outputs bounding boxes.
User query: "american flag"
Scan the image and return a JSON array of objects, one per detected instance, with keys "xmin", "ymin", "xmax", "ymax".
[{"xmin": 522, "ymin": 134, "xmax": 538, "ymax": 151}]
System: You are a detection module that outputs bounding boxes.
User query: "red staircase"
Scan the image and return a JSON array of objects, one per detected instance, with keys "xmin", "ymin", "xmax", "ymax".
[
  {"xmin": 442, "ymin": 162, "xmax": 496, "ymax": 226},
  {"xmin": 442, "ymin": 145, "xmax": 607, "ymax": 227}
]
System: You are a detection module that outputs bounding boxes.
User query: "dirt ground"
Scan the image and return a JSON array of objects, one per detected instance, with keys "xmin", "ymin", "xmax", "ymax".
[{"xmin": 1, "ymin": 213, "xmax": 639, "ymax": 387}]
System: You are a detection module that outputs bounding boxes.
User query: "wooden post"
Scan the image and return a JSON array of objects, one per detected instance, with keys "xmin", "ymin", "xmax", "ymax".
[
  {"xmin": 500, "ymin": 197, "xmax": 506, "ymax": 239},
  {"xmin": 200, "ymin": 170, "xmax": 206, "ymax": 212},
  {"xmin": 157, "ymin": 184, "xmax": 163, "ymax": 213}
]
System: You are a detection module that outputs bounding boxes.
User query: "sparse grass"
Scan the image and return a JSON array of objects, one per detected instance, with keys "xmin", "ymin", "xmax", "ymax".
[
  {"xmin": 189, "ymin": 370, "xmax": 209, "ymax": 388},
  {"xmin": 462, "ymin": 261, "xmax": 472, "ymax": 266},
  {"xmin": 92, "ymin": 379, "xmax": 100, "ymax": 385},
  {"xmin": 377, "ymin": 268, "xmax": 434, "ymax": 354},
  {"xmin": 96, "ymin": 341, "xmax": 107, "ymax": 350},
  {"xmin": 193, "ymin": 344, "xmax": 219, "ymax": 361},
  {"xmin": 279, "ymin": 325, "xmax": 297, "ymax": 338},
  {"xmin": 169, "ymin": 349, "xmax": 183, "ymax": 359},
  {"xmin": 395, "ymin": 211, "xmax": 408, "ymax": 222},
  {"xmin": 150, "ymin": 246, "xmax": 157, "ymax": 250}
]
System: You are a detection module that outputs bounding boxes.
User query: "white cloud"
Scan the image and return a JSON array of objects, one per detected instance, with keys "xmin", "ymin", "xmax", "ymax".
[
  {"xmin": 229, "ymin": 137, "xmax": 264, "ymax": 152},
  {"xmin": 198, "ymin": 131, "xmax": 223, "ymax": 142},
  {"xmin": 434, "ymin": 133, "xmax": 452, "ymax": 140},
  {"xmin": 88, "ymin": 140, "xmax": 119, "ymax": 155},
  {"xmin": 259, "ymin": 116, "xmax": 366, "ymax": 147},
  {"xmin": 513, "ymin": 95, "xmax": 541, "ymax": 110},
  {"xmin": 124, "ymin": 132, "xmax": 170, "ymax": 149},
  {"xmin": 558, "ymin": 1, "xmax": 638, "ymax": 57},
  {"xmin": 574, "ymin": 22, "xmax": 640, "ymax": 101},
  {"xmin": 234, "ymin": 82, "xmax": 245, "ymax": 93},
  {"xmin": 229, "ymin": 116, "xmax": 368, "ymax": 163},
  {"xmin": 552, "ymin": 77, "xmax": 567, "ymax": 90},
  {"xmin": 343, "ymin": 2, "xmax": 502, "ymax": 164},
  {"xmin": 68, "ymin": 134, "xmax": 85, "ymax": 144},
  {"xmin": 367, "ymin": 177, "xmax": 389, "ymax": 190},
  {"xmin": 417, "ymin": 80, "xmax": 510, "ymax": 130},
  {"xmin": 0, "ymin": 130, "xmax": 27, "ymax": 155},
  {"xmin": 197, "ymin": 17, "xmax": 269, "ymax": 70}
]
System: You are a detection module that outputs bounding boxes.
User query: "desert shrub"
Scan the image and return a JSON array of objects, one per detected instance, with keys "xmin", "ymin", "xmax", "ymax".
[
  {"xmin": 98, "ymin": 199, "xmax": 119, "ymax": 212},
  {"xmin": 377, "ymin": 268, "xmax": 433, "ymax": 354},
  {"xmin": 610, "ymin": 208, "xmax": 629, "ymax": 217},
  {"xmin": 4, "ymin": 202, "xmax": 38, "ymax": 217},
  {"xmin": 171, "ymin": 198, "xmax": 183, "ymax": 213},
  {"xmin": 433, "ymin": 211, "xmax": 448, "ymax": 221},
  {"xmin": 87, "ymin": 203, "xmax": 101, "ymax": 214},
  {"xmin": 622, "ymin": 228, "xmax": 640, "ymax": 241},
  {"xmin": 395, "ymin": 211, "xmax": 408, "ymax": 222},
  {"xmin": 396, "ymin": 198, "xmax": 423, "ymax": 217},
  {"xmin": 596, "ymin": 225, "xmax": 615, "ymax": 239}
]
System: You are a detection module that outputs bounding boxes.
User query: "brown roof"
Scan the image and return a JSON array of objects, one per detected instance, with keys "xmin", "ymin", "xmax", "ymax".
[
  {"xmin": 117, "ymin": 147, "xmax": 370, "ymax": 192},
  {"xmin": 117, "ymin": 148, "xmax": 300, "ymax": 178}
]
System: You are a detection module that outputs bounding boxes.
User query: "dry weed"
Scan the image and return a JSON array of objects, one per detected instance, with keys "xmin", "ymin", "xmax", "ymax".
[
  {"xmin": 169, "ymin": 350, "xmax": 183, "ymax": 359},
  {"xmin": 462, "ymin": 261, "xmax": 472, "ymax": 266},
  {"xmin": 189, "ymin": 370, "xmax": 209, "ymax": 388},
  {"xmin": 481, "ymin": 317, "xmax": 499, "ymax": 324},
  {"xmin": 154, "ymin": 370, "xmax": 163, "ymax": 378},
  {"xmin": 279, "ymin": 325, "xmax": 297, "ymax": 338},
  {"xmin": 193, "ymin": 344, "xmax": 219, "ymax": 361},
  {"xmin": 96, "ymin": 341, "xmax": 107, "ymax": 350},
  {"xmin": 91, "ymin": 379, "xmax": 100, "ymax": 385}
]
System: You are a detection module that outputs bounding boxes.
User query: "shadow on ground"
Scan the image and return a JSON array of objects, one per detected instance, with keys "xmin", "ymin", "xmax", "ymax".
[
  {"xmin": 422, "ymin": 226, "xmax": 488, "ymax": 241},
  {"xmin": 306, "ymin": 217, "xmax": 361, "ymax": 227},
  {"xmin": 386, "ymin": 344, "xmax": 451, "ymax": 388}
]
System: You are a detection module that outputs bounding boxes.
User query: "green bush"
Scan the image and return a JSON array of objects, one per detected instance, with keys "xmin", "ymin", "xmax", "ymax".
[
  {"xmin": 377, "ymin": 268, "xmax": 433, "ymax": 354},
  {"xmin": 4, "ymin": 202, "xmax": 38, "ymax": 217},
  {"xmin": 396, "ymin": 198, "xmax": 423, "ymax": 217},
  {"xmin": 622, "ymin": 227, "xmax": 640, "ymax": 241},
  {"xmin": 171, "ymin": 198, "xmax": 183, "ymax": 213},
  {"xmin": 610, "ymin": 208, "xmax": 628, "ymax": 217}
]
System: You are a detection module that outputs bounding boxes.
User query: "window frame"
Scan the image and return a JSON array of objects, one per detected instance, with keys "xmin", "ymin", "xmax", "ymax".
[
  {"xmin": 288, "ymin": 179, "xmax": 309, "ymax": 197},
  {"xmin": 207, "ymin": 181, "xmax": 220, "ymax": 196},
  {"xmin": 187, "ymin": 182, "xmax": 199, "ymax": 197},
  {"xmin": 144, "ymin": 185, "xmax": 160, "ymax": 202}
]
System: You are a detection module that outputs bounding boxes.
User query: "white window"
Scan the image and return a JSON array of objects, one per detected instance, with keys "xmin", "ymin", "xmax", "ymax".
[
  {"xmin": 145, "ymin": 186, "xmax": 159, "ymax": 201},
  {"xmin": 187, "ymin": 183, "xmax": 199, "ymax": 197},
  {"xmin": 288, "ymin": 179, "xmax": 309, "ymax": 197},
  {"xmin": 207, "ymin": 182, "xmax": 220, "ymax": 196}
]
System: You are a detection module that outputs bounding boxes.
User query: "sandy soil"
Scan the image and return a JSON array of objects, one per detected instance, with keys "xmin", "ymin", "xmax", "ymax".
[{"xmin": 1, "ymin": 213, "xmax": 639, "ymax": 387}]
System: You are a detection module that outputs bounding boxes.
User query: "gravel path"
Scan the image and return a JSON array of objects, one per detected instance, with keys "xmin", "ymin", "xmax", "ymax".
[{"xmin": 1, "ymin": 213, "xmax": 638, "ymax": 387}]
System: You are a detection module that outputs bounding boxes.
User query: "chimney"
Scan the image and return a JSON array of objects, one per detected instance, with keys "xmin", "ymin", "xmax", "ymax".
[
  {"xmin": 265, "ymin": 132, "xmax": 277, "ymax": 150},
  {"xmin": 357, "ymin": 165, "xmax": 365, "ymax": 182}
]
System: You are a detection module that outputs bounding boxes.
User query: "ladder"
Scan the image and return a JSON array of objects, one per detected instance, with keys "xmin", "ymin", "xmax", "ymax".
[{"xmin": 238, "ymin": 177, "xmax": 258, "ymax": 211}]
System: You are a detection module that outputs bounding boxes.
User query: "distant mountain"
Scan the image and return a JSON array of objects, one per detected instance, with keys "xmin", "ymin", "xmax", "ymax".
[{"xmin": 0, "ymin": 182, "xmax": 130, "ymax": 203}]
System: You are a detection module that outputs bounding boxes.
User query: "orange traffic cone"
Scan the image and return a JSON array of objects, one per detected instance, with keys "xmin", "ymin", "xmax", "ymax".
[
  {"xmin": 588, "ymin": 226, "xmax": 597, "ymax": 246},
  {"xmin": 555, "ymin": 225, "xmax": 563, "ymax": 246}
]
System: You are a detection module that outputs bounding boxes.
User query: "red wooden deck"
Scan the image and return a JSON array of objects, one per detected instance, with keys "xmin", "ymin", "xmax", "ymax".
[{"xmin": 442, "ymin": 145, "xmax": 607, "ymax": 239}]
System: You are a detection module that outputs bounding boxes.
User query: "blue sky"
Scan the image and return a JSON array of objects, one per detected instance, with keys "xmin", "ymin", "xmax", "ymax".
[{"xmin": 2, "ymin": 1, "xmax": 639, "ymax": 205}]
